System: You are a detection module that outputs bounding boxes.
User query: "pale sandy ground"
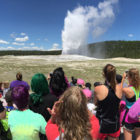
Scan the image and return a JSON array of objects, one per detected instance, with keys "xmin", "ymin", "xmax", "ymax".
[{"xmin": 1, "ymin": 55, "xmax": 140, "ymax": 85}]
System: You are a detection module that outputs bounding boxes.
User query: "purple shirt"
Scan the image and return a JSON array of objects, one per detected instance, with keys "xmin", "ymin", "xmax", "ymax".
[{"xmin": 10, "ymin": 80, "xmax": 30, "ymax": 90}]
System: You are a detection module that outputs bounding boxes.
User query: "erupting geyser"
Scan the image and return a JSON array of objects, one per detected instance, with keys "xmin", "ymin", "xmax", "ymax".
[{"xmin": 62, "ymin": 0, "xmax": 119, "ymax": 57}]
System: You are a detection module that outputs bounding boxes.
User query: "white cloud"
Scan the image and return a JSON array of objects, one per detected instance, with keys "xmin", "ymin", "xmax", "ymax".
[
  {"xmin": 62, "ymin": 0, "xmax": 119, "ymax": 55},
  {"xmin": 12, "ymin": 42, "xmax": 25, "ymax": 46},
  {"xmin": 0, "ymin": 39, "xmax": 9, "ymax": 44},
  {"xmin": 10, "ymin": 32, "xmax": 17, "ymax": 38},
  {"xmin": 15, "ymin": 36, "xmax": 29, "ymax": 42},
  {"xmin": 17, "ymin": 46, "xmax": 44, "ymax": 50},
  {"xmin": 32, "ymin": 46, "xmax": 44, "ymax": 50},
  {"xmin": 30, "ymin": 43, "xmax": 35, "ymax": 46},
  {"xmin": 7, "ymin": 46, "xmax": 15, "ymax": 50},
  {"xmin": 21, "ymin": 32, "xmax": 26, "ymax": 36},
  {"xmin": 51, "ymin": 43, "xmax": 59, "ymax": 50},
  {"xmin": 128, "ymin": 34, "xmax": 134, "ymax": 37}
]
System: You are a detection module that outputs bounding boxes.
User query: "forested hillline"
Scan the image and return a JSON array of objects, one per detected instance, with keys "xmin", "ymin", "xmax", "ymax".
[
  {"xmin": 0, "ymin": 41, "xmax": 140, "ymax": 58},
  {"xmin": 88, "ymin": 40, "xmax": 140, "ymax": 58},
  {"xmin": 0, "ymin": 50, "xmax": 62, "ymax": 56}
]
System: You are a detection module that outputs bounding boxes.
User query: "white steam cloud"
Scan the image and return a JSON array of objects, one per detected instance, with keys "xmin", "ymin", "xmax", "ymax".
[{"xmin": 62, "ymin": 0, "xmax": 118, "ymax": 55}]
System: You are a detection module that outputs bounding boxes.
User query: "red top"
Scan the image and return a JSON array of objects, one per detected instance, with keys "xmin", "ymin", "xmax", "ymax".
[{"xmin": 46, "ymin": 115, "xmax": 99, "ymax": 140}]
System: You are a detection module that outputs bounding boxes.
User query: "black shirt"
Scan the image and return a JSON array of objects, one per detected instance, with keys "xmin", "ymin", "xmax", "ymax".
[
  {"xmin": 29, "ymin": 93, "xmax": 58, "ymax": 122},
  {"xmin": 96, "ymin": 85, "xmax": 121, "ymax": 133}
]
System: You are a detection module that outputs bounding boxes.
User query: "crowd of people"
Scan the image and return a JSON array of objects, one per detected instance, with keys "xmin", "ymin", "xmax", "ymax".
[{"xmin": 0, "ymin": 64, "xmax": 140, "ymax": 140}]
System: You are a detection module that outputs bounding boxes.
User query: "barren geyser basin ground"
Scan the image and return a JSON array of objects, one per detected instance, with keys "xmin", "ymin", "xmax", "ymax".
[{"xmin": 1, "ymin": 55, "xmax": 140, "ymax": 88}]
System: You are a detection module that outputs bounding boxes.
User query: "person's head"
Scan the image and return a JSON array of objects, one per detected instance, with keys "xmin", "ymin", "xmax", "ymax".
[
  {"xmin": 0, "ymin": 82, "xmax": 3, "ymax": 89},
  {"xmin": 71, "ymin": 76, "xmax": 77, "ymax": 86},
  {"xmin": 16, "ymin": 72, "xmax": 22, "ymax": 81},
  {"xmin": 77, "ymin": 79, "xmax": 85, "ymax": 88},
  {"xmin": 127, "ymin": 68, "xmax": 140, "ymax": 90},
  {"xmin": 31, "ymin": 73, "xmax": 49, "ymax": 104},
  {"xmin": 5, "ymin": 89, "xmax": 13, "ymax": 106},
  {"xmin": 116, "ymin": 74, "xmax": 122, "ymax": 84},
  {"xmin": 56, "ymin": 86, "xmax": 92, "ymax": 140},
  {"xmin": 49, "ymin": 67, "xmax": 68, "ymax": 97},
  {"xmin": 3, "ymin": 81, "xmax": 9, "ymax": 89},
  {"xmin": 85, "ymin": 82, "xmax": 91, "ymax": 90},
  {"xmin": 103, "ymin": 64, "xmax": 116, "ymax": 91},
  {"xmin": 82, "ymin": 88, "xmax": 92, "ymax": 101},
  {"xmin": 12, "ymin": 85, "xmax": 29, "ymax": 110}
]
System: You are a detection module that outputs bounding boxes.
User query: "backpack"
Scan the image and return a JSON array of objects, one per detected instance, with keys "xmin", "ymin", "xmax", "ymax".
[{"xmin": 128, "ymin": 87, "xmax": 140, "ymax": 122}]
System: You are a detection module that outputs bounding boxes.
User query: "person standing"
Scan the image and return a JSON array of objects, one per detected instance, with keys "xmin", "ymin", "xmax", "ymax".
[{"xmin": 94, "ymin": 64, "xmax": 122, "ymax": 140}]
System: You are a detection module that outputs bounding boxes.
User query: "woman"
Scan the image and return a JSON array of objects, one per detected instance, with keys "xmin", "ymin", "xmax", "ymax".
[
  {"xmin": 94, "ymin": 64, "xmax": 122, "ymax": 140},
  {"xmin": 29, "ymin": 73, "xmax": 58, "ymax": 121},
  {"xmin": 122, "ymin": 68, "xmax": 140, "ymax": 140},
  {"xmin": 46, "ymin": 86, "xmax": 99, "ymax": 140},
  {"xmin": 49, "ymin": 67, "xmax": 70, "ymax": 98},
  {"xmin": 10, "ymin": 72, "xmax": 30, "ymax": 90},
  {"xmin": 8, "ymin": 85, "xmax": 47, "ymax": 140},
  {"xmin": 29, "ymin": 73, "xmax": 58, "ymax": 140}
]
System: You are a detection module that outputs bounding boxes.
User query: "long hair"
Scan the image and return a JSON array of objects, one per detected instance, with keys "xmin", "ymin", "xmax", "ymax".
[
  {"xmin": 103, "ymin": 64, "xmax": 116, "ymax": 91},
  {"xmin": 56, "ymin": 86, "xmax": 92, "ymax": 140},
  {"xmin": 12, "ymin": 85, "xmax": 29, "ymax": 110},
  {"xmin": 49, "ymin": 67, "xmax": 68, "ymax": 97},
  {"xmin": 128, "ymin": 68, "xmax": 140, "ymax": 90},
  {"xmin": 30, "ymin": 73, "xmax": 49, "ymax": 105}
]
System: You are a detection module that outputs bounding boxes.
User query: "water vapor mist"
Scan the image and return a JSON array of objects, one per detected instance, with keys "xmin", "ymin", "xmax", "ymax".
[{"xmin": 62, "ymin": 0, "xmax": 118, "ymax": 56}]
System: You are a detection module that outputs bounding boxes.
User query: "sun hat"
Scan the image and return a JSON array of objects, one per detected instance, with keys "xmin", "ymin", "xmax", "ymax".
[
  {"xmin": 82, "ymin": 88, "xmax": 92, "ymax": 99},
  {"xmin": 77, "ymin": 79, "xmax": 85, "ymax": 86}
]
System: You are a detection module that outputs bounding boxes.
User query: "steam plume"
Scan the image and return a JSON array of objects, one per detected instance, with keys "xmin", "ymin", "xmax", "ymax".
[{"xmin": 62, "ymin": 0, "xmax": 118, "ymax": 55}]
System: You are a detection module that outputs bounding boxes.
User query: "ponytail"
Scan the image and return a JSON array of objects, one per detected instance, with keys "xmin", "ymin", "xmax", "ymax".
[{"xmin": 103, "ymin": 64, "xmax": 116, "ymax": 91}]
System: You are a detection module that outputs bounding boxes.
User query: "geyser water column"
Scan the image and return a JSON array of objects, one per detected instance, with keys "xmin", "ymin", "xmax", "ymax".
[
  {"xmin": 62, "ymin": 0, "xmax": 119, "ymax": 57},
  {"xmin": 62, "ymin": 7, "xmax": 89, "ymax": 55}
]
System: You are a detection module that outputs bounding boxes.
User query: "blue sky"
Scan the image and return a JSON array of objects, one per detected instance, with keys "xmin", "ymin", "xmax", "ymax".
[{"xmin": 0, "ymin": 0, "xmax": 139, "ymax": 50}]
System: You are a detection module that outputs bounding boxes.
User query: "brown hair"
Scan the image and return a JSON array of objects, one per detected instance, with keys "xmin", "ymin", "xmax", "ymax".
[
  {"xmin": 56, "ymin": 86, "xmax": 92, "ymax": 140},
  {"xmin": 103, "ymin": 64, "xmax": 116, "ymax": 91},
  {"xmin": 3, "ymin": 81, "xmax": 9, "ymax": 89},
  {"xmin": 16, "ymin": 72, "xmax": 22, "ymax": 81},
  {"xmin": 128, "ymin": 68, "xmax": 140, "ymax": 90}
]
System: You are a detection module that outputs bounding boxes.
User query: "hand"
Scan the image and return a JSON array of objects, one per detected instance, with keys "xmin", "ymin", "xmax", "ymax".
[
  {"xmin": 123, "ymin": 72, "xmax": 127, "ymax": 79},
  {"xmin": 47, "ymin": 101, "xmax": 63, "ymax": 123}
]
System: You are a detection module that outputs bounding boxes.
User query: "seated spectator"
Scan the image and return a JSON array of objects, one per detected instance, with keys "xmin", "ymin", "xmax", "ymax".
[
  {"xmin": 5, "ymin": 89, "xmax": 14, "ymax": 111},
  {"xmin": 46, "ymin": 86, "xmax": 99, "ymax": 140},
  {"xmin": 49, "ymin": 67, "xmax": 70, "ymax": 98},
  {"xmin": 1, "ymin": 89, "xmax": 14, "ymax": 140},
  {"xmin": 0, "ymin": 82, "xmax": 3, "ymax": 97},
  {"xmin": 70, "ymin": 76, "xmax": 77, "ymax": 86},
  {"xmin": 10, "ymin": 72, "xmax": 30, "ymax": 90},
  {"xmin": 29, "ymin": 73, "xmax": 58, "ymax": 122},
  {"xmin": 83, "ymin": 88, "xmax": 96, "ymax": 115},
  {"xmin": 8, "ymin": 85, "xmax": 47, "ymax": 140},
  {"xmin": 0, "ymin": 101, "xmax": 6, "ymax": 119},
  {"xmin": 3, "ymin": 81, "xmax": 10, "ymax": 97},
  {"xmin": 77, "ymin": 78, "xmax": 85, "ymax": 88},
  {"xmin": 0, "ymin": 100, "xmax": 6, "ymax": 138},
  {"xmin": 85, "ymin": 82, "xmax": 92, "ymax": 90}
]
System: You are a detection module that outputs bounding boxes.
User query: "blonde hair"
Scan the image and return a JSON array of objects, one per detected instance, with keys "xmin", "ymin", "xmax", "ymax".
[
  {"xmin": 56, "ymin": 86, "xmax": 92, "ymax": 140},
  {"xmin": 103, "ymin": 64, "xmax": 116, "ymax": 91},
  {"xmin": 128, "ymin": 68, "xmax": 140, "ymax": 90}
]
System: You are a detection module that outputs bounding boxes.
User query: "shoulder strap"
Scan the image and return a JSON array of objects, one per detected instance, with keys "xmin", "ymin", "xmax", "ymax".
[{"xmin": 130, "ymin": 87, "xmax": 140, "ymax": 100}]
